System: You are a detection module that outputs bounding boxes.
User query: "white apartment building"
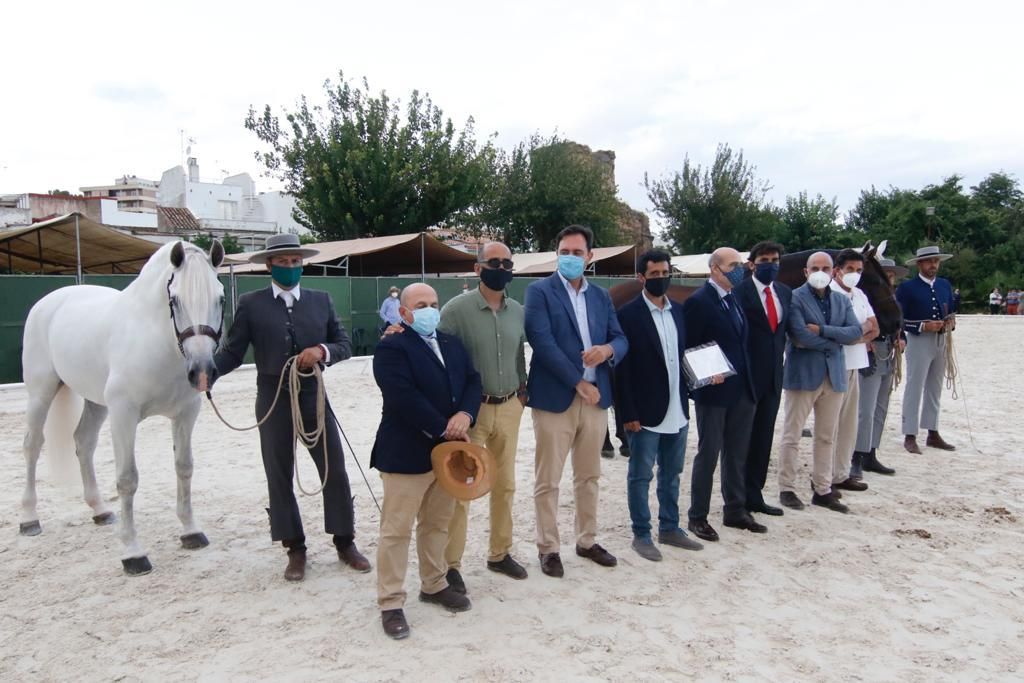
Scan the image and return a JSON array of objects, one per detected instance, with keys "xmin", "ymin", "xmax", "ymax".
[{"xmin": 80, "ymin": 175, "xmax": 159, "ymax": 214}]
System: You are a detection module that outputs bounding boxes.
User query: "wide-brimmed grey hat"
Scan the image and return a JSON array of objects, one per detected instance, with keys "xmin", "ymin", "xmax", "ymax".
[
  {"xmin": 246, "ymin": 233, "xmax": 319, "ymax": 263},
  {"xmin": 879, "ymin": 257, "xmax": 909, "ymax": 279},
  {"xmin": 905, "ymin": 245, "xmax": 952, "ymax": 266}
]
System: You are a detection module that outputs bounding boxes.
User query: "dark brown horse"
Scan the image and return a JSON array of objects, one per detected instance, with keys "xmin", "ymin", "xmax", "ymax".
[{"xmin": 608, "ymin": 242, "xmax": 902, "ymax": 335}]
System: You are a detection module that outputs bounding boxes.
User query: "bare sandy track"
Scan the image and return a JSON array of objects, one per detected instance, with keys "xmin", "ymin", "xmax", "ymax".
[{"xmin": 1, "ymin": 316, "xmax": 1022, "ymax": 681}]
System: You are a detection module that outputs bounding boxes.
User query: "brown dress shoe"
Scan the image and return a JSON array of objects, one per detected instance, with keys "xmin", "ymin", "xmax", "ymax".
[
  {"xmin": 904, "ymin": 435, "xmax": 922, "ymax": 454},
  {"xmin": 381, "ymin": 609, "xmax": 410, "ymax": 640},
  {"xmin": 926, "ymin": 431, "xmax": 956, "ymax": 451},
  {"xmin": 834, "ymin": 478, "xmax": 869, "ymax": 492},
  {"xmin": 539, "ymin": 552, "xmax": 564, "ymax": 578},
  {"xmin": 284, "ymin": 551, "xmax": 306, "ymax": 581},
  {"xmin": 337, "ymin": 543, "xmax": 371, "ymax": 573}
]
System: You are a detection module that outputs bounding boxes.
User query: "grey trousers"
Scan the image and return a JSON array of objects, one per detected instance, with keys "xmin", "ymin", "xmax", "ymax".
[
  {"xmin": 856, "ymin": 341, "xmax": 894, "ymax": 452},
  {"xmin": 901, "ymin": 332, "xmax": 946, "ymax": 435}
]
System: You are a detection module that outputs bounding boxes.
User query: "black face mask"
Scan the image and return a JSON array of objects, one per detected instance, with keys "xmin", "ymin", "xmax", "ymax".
[
  {"xmin": 755, "ymin": 262, "xmax": 779, "ymax": 285},
  {"xmin": 643, "ymin": 276, "xmax": 671, "ymax": 297},
  {"xmin": 480, "ymin": 266, "xmax": 514, "ymax": 291}
]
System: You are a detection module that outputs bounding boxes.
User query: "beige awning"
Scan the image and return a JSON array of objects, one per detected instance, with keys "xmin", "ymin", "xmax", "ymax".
[
  {"xmin": 513, "ymin": 244, "xmax": 639, "ymax": 276},
  {"xmin": 221, "ymin": 232, "xmax": 476, "ymax": 276},
  {"xmin": 671, "ymin": 252, "xmax": 749, "ymax": 276},
  {"xmin": 0, "ymin": 213, "xmax": 160, "ymax": 274}
]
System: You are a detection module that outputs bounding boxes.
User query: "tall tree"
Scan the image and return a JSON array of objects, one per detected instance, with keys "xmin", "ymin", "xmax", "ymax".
[
  {"xmin": 245, "ymin": 72, "xmax": 495, "ymax": 240},
  {"xmin": 776, "ymin": 191, "xmax": 853, "ymax": 251},
  {"xmin": 645, "ymin": 143, "xmax": 778, "ymax": 253}
]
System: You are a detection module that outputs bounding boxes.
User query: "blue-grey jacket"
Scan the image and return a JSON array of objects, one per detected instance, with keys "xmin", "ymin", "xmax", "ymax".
[{"xmin": 783, "ymin": 283, "xmax": 863, "ymax": 393}]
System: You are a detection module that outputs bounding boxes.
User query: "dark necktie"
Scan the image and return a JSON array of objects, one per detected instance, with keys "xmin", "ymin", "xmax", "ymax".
[{"xmin": 723, "ymin": 293, "xmax": 743, "ymax": 332}]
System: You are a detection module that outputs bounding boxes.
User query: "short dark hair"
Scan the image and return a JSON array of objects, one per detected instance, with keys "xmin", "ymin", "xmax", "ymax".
[
  {"xmin": 835, "ymin": 248, "xmax": 865, "ymax": 268},
  {"xmin": 555, "ymin": 224, "xmax": 594, "ymax": 251},
  {"xmin": 637, "ymin": 249, "xmax": 672, "ymax": 275},
  {"xmin": 748, "ymin": 241, "xmax": 785, "ymax": 262}
]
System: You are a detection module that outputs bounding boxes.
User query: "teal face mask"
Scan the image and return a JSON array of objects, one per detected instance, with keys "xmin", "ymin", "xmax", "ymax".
[{"xmin": 271, "ymin": 265, "xmax": 302, "ymax": 288}]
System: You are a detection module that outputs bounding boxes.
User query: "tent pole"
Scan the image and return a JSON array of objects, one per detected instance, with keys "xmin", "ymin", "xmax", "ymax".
[
  {"xmin": 37, "ymin": 229, "xmax": 43, "ymax": 274},
  {"xmin": 420, "ymin": 232, "xmax": 425, "ymax": 282},
  {"xmin": 75, "ymin": 214, "xmax": 83, "ymax": 284}
]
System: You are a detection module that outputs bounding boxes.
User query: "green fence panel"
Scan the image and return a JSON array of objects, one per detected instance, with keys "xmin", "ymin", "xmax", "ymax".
[{"xmin": 0, "ymin": 275, "xmax": 78, "ymax": 383}]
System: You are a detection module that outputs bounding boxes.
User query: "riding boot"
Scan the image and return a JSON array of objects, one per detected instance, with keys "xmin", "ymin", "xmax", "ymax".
[
  {"xmin": 863, "ymin": 448, "xmax": 896, "ymax": 475},
  {"xmin": 849, "ymin": 451, "xmax": 865, "ymax": 480}
]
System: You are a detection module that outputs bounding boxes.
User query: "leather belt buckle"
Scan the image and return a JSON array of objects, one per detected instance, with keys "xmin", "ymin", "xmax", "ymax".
[{"xmin": 482, "ymin": 392, "xmax": 515, "ymax": 405}]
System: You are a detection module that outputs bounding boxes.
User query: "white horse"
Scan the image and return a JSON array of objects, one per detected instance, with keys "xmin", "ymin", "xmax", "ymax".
[{"xmin": 20, "ymin": 240, "xmax": 225, "ymax": 575}]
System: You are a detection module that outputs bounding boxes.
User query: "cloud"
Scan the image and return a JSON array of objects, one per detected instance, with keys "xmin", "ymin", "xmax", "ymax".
[{"xmin": 93, "ymin": 83, "xmax": 167, "ymax": 107}]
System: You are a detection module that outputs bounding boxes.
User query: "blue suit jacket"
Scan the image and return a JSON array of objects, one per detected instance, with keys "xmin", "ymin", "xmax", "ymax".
[
  {"xmin": 370, "ymin": 324, "xmax": 482, "ymax": 474},
  {"xmin": 783, "ymin": 284, "xmax": 863, "ymax": 392},
  {"xmin": 896, "ymin": 276, "xmax": 955, "ymax": 335},
  {"xmin": 682, "ymin": 282, "xmax": 755, "ymax": 406},
  {"xmin": 613, "ymin": 294, "xmax": 690, "ymax": 426},
  {"xmin": 524, "ymin": 273, "xmax": 628, "ymax": 412}
]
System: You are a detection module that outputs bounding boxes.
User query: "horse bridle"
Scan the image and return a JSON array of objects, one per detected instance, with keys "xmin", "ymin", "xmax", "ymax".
[{"xmin": 167, "ymin": 273, "xmax": 223, "ymax": 357}]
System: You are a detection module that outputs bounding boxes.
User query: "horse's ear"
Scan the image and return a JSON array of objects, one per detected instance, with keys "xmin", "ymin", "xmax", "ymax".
[
  {"xmin": 877, "ymin": 240, "xmax": 888, "ymax": 258},
  {"xmin": 210, "ymin": 240, "xmax": 225, "ymax": 268},
  {"xmin": 860, "ymin": 240, "xmax": 872, "ymax": 254},
  {"xmin": 170, "ymin": 241, "xmax": 185, "ymax": 268}
]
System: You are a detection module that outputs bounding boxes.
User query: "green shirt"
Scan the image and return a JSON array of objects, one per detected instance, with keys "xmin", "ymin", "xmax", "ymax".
[{"xmin": 438, "ymin": 287, "xmax": 527, "ymax": 397}]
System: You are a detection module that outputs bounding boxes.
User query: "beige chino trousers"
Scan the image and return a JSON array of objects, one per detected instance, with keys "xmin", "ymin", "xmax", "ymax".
[
  {"xmin": 778, "ymin": 375, "xmax": 845, "ymax": 497},
  {"xmin": 832, "ymin": 370, "xmax": 860, "ymax": 485}
]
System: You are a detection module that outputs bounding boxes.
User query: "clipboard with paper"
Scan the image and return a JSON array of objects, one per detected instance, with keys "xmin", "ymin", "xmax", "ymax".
[{"xmin": 682, "ymin": 341, "xmax": 736, "ymax": 390}]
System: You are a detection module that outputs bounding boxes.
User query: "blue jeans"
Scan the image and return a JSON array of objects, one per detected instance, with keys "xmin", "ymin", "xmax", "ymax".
[{"xmin": 626, "ymin": 426, "xmax": 688, "ymax": 540}]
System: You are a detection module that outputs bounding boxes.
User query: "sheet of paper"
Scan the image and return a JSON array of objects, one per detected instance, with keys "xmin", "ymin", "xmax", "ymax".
[{"xmin": 684, "ymin": 344, "xmax": 732, "ymax": 381}]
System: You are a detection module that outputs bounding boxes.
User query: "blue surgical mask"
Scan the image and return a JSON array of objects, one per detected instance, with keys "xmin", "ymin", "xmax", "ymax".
[
  {"xmin": 723, "ymin": 266, "xmax": 746, "ymax": 289},
  {"xmin": 558, "ymin": 254, "xmax": 585, "ymax": 280},
  {"xmin": 754, "ymin": 262, "xmax": 779, "ymax": 285},
  {"xmin": 410, "ymin": 306, "xmax": 440, "ymax": 336},
  {"xmin": 271, "ymin": 265, "xmax": 302, "ymax": 288}
]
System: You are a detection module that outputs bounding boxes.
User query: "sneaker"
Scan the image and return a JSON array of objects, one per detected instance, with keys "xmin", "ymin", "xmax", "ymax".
[{"xmin": 631, "ymin": 537, "xmax": 663, "ymax": 562}]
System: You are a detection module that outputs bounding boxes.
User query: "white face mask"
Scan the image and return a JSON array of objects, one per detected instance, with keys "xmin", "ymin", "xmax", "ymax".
[
  {"xmin": 807, "ymin": 271, "xmax": 832, "ymax": 289},
  {"xmin": 390, "ymin": 292, "xmax": 398, "ymax": 298},
  {"xmin": 841, "ymin": 272, "xmax": 862, "ymax": 288}
]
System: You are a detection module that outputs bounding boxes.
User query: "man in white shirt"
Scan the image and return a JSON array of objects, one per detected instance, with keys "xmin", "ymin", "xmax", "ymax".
[{"xmin": 828, "ymin": 249, "xmax": 879, "ymax": 494}]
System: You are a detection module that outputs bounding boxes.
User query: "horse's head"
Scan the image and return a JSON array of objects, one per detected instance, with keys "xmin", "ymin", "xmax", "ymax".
[
  {"xmin": 855, "ymin": 241, "xmax": 903, "ymax": 337},
  {"xmin": 167, "ymin": 241, "xmax": 226, "ymax": 392}
]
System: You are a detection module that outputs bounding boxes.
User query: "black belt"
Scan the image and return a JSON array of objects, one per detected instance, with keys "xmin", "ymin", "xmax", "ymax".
[{"xmin": 482, "ymin": 392, "xmax": 517, "ymax": 405}]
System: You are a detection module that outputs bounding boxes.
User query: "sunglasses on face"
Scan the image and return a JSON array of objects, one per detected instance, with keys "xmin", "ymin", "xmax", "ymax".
[{"xmin": 480, "ymin": 258, "xmax": 515, "ymax": 271}]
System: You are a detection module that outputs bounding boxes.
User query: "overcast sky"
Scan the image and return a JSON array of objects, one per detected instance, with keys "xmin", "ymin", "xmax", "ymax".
[{"xmin": 2, "ymin": 0, "xmax": 1020, "ymax": 232}]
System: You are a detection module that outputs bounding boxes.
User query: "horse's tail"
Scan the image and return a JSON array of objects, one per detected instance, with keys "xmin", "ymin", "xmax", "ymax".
[{"xmin": 43, "ymin": 385, "xmax": 84, "ymax": 488}]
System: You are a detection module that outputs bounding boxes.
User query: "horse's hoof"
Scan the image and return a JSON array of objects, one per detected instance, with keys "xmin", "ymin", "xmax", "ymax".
[
  {"xmin": 122, "ymin": 556, "xmax": 153, "ymax": 576},
  {"xmin": 19, "ymin": 521, "xmax": 42, "ymax": 536},
  {"xmin": 92, "ymin": 512, "xmax": 116, "ymax": 526},
  {"xmin": 180, "ymin": 532, "xmax": 209, "ymax": 550}
]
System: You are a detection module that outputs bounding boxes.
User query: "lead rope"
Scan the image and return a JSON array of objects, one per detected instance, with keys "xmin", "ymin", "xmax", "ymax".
[
  {"xmin": 943, "ymin": 330, "xmax": 986, "ymax": 455},
  {"xmin": 205, "ymin": 356, "xmax": 329, "ymax": 496}
]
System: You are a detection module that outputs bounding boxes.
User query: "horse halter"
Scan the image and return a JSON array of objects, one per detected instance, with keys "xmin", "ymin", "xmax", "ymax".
[{"xmin": 166, "ymin": 273, "xmax": 223, "ymax": 357}]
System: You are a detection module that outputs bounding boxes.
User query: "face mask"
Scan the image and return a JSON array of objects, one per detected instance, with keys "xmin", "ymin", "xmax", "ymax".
[
  {"xmin": 643, "ymin": 276, "xmax": 671, "ymax": 297},
  {"xmin": 390, "ymin": 292, "xmax": 398, "ymax": 298},
  {"xmin": 722, "ymin": 266, "xmax": 746, "ymax": 289},
  {"xmin": 558, "ymin": 254, "xmax": 586, "ymax": 280},
  {"xmin": 807, "ymin": 271, "xmax": 832, "ymax": 289},
  {"xmin": 271, "ymin": 265, "xmax": 302, "ymax": 288},
  {"xmin": 754, "ymin": 262, "xmax": 779, "ymax": 285},
  {"xmin": 480, "ymin": 267, "xmax": 513, "ymax": 291},
  {"xmin": 409, "ymin": 306, "xmax": 440, "ymax": 336},
  {"xmin": 841, "ymin": 272, "xmax": 862, "ymax": 288}
]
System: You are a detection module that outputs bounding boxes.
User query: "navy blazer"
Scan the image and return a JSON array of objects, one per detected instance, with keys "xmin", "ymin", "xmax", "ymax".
[
  {"xmin": 524, "ymin": 273, "xmax": 628, "ymax": 412},
  {"xmin": 682, "ymin": 282, "xmax": 755, "ymax": 406},
  {"xmin": 613, "ymin": 294, "xmax": 690, "ymax": 427},
  {"xmin": 783, "ymin": 284, "xmax": 863, "ymax": 393},
  {"xmin": 734, "ymin": 276, "xmax": 793, "ymax": 401},
  {"xmin": 370, "ymin": 324, "xmax": 482, "ymax": 475},
  {"xmin": 215, "ymin": 286, "xmax": 351, "ymax": 379},
  {"xmin": 896, "ymin": 276, "xmax": 955, "ymax": 335}
]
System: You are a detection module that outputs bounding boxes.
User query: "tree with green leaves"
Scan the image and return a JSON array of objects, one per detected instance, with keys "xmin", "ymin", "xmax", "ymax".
[
  {"xmin": 187, "ymin": 232, "xmax": 242, "ymax": 254},
  {"xmin": 776, "ymin": 192, "xmax": 855, "ymax": 251},
  {"xmin": 645, "ymin": 143, "xmax": 779, "ymax": 253},
  {"xmin": 484, "ymin": 134, "xmax": 623, "ymax": 251},
  {"xmin": 245, "ymin": 72, "xmax": 495, "ymax": 240}
]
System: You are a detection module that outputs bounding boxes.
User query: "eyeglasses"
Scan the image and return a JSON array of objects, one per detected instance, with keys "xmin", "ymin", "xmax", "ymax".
[{"xmin": 480, "ymin": 258, "xmax": 515, "ymax": 271}]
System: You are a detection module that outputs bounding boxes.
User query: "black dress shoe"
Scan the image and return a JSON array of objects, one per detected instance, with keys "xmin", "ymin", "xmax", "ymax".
[
  {"xmin": 419, "ymin": 586, "xmax": 471, "ymax": 612},
  {"xmin": 834, "ymin": 478, "xmax": 868, "ymax": 492},
  {"xmin": 779, "ymin": 492, "xmax": 805, "ymax": 510},
  {"xmin": 381, "ymin": 609, "xmax": 410, "ymax": 640},
  {"xmin": 862, "ymin": 448, "xmax": 895, "ymax": 475},
  {"xmin": 575, "ymin": 543, "xmax": 617, "ymax": 567},
  {"xmin": 723, "ymin": 514, "xmax": 768, "ymax": 534},
  {"xmin": 687, "ymin": 519, "xmax": 719, "ymax": 542},
  {"xmin": 601, "ymin": 447, "xmax": 615, "ymax": 459},
  {"xmin": 539, "ymin": 552, "xmax": 564, "ymax": 578},
  {"xmin": 811, "ymin": 491, "xmax": 849, "ymax": 514},
  {"xmin": 748, "ymin": 502, "xmax": 785, "ymax": 516},
  {"xmin": 487, "ymin": 555, "xmax": 528, "ymax": 579},
  {"xmin": 446, "ymin": 567, "xmax": 467, "ymax": 594}
]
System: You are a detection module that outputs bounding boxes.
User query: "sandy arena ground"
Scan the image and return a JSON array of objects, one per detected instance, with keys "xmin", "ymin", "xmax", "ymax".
[{"xmin": 1, "ymin": 316, "xmax": 1022, "ymax": 681}]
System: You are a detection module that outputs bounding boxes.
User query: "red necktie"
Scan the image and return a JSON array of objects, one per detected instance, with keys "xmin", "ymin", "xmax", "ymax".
[{"xmin": 764, "ymin": 286, "xmax": 778, "ymax": 332}]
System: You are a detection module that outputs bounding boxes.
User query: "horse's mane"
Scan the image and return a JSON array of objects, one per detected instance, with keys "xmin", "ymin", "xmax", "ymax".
[{"xmin": 129, "ymin": 242, "xmax": 219, "ymax": 325}]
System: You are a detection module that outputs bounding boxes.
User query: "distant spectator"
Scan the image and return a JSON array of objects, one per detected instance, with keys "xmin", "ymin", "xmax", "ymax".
[
  {"xmin": 952, "ymin": 288, "xmax": 961, "ymax": 313},
  {"xmin": 379, "ymin": 286, "xmax": 402, "ymax": 332},
  {"xmin": 989, "ymin": 287, "xmax": 1002, "ymax": 315},
  {"xmin": 1007, "ymin": 289, "xmax": 1020, "ymax": 316}
]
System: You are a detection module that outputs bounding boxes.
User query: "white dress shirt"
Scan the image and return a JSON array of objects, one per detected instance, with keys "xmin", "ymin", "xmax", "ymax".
[
  {"xmin": 271, "ymin": 282, "xmax": 330, "ymax": 362},
  {"xmin": 641, "ymin": 293, "xmax": 687, "ymax": 433},
  {"xmin": 829, "ymin": 280, "xmax": 874, "ymax": 370},
  {"xmin": 558, "ymin": 272, "xmax": 597, "ymax": 383},
  {"xmin": 752, "ymin": 275, "xmax": 784, "ymax": 320}
]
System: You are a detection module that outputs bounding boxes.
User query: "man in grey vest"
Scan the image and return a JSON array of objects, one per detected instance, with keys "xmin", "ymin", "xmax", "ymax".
[{"xmin": 214, "ymin": 234, "xmax": 370, "ymax": 582}]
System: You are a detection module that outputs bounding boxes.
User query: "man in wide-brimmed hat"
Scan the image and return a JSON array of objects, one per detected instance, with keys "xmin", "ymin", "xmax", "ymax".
[
  {"xmin": 896, "ymin": 246, "xmax": 956, "ymax": 453},
  {"xmin": 214, "ymin": 233, "xmax": 371, "ymax": 581}
]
